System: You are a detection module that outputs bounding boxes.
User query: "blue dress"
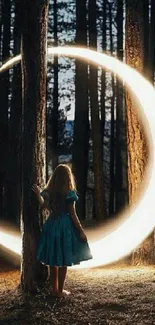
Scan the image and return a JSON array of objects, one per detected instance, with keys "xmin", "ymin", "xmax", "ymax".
[{"xmin": 37, "ymin": 190, "xmax": 92, "ymax": 266}]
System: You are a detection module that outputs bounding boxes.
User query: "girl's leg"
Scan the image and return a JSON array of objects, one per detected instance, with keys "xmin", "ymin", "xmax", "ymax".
[
  {"xmin": 58, "ymin": 266, "xmax": 71, "ymax": 296},
  {"xmin": 50, "ymin": 266, "xmax": 58, "ymax": 294}
]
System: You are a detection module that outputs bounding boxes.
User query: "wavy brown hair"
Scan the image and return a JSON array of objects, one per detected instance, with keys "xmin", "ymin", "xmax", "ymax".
[{"xmin": 44, "ymin": 164, "xmax": 76, "ymax": 212}]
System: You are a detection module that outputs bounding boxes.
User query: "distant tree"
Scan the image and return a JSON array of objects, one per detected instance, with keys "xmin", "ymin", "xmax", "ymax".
[
  {"xmin": 108, "ymin": 1, "xmax": 115, "ymax": 216},
  {"xmin": 115, "ymin": 0, "xmax": 128, "ymax": 214},
  {"xmin": 72, "ymin": 0, "xmax": 89, "ymax": 221},
  {"xmin": 0, "ymin": 0, "xmax": 11, "ymax": 220},
  {"xmin": 0, "ymin": 0, "xmax": 2, "ymax": 62},
  {"xmin": 143, "ymin": 0, "xmax": 149, "ymax": 78},
  {"xmin": 0, "ymin": 0, "xmax": 4, "ymax": 219},
  {"xmin": 50, "ymin": 0, "xmax": 59, "ymax": 170},
  {"xmin": 20, "ymin": 0, "xmax": 49, "ymax": 292},
  {"xmin": 7, "ymin": 0, "xmax": 22, "ymax": 226},
  {"xmin": 125, "ymin": 0, "xmax": 154, "ymax": 264},
  {"xmin": 100, "ymin": 0, "xmax": 106, "ymax": 147},
  {"xmin": 47, "ymin": 0, "xmax": 74, "ymax": 174},
  {"xmin": 88, "ymin": 0, "xmax": 107, "ymax": 221},
  {"xmin": 99, "ymin": 0, "xmax": 107, "ymax": 216},
  {"xmin": 148, "ymin": 0, "xmax": 155, "ymax": 83}
]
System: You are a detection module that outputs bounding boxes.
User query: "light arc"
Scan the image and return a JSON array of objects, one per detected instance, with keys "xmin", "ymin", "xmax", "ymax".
[{"xmin": 0, "ymin": 46, "xmax": 155, "ymax": 268}]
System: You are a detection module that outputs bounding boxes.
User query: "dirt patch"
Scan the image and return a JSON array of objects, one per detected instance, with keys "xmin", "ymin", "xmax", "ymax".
[{"xmin": 1, "ymin": 258, "xmax": 155, "ymax": 325}]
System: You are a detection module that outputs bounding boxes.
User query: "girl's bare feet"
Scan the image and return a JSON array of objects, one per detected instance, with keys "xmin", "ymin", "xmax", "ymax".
[
  {"xmin": 51, "ymin": 289, "xmax": 71, "ymax": 297},
  {"xmin": 60, "ymin": 289, "xmax": 71, "ymax": 296}
]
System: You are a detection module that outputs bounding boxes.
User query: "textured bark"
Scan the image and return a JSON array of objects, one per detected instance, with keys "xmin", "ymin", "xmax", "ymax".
[
  {"xmin": 20, "ymin": 0, "xmax": 49, "ymax": 291},
  {"xmin": 88, "ymin": 0, "xmax": 107, "ymax": 221},
  {"xmin": 132, "ymin": 233, "xmax": 155, "ymax": 265},
  {"xmin": 115, "ymin": 0, "xmax": 128, "ymax": 213},
  {"xmin": 125, "ymin": 0, "xmax": 154, "ymax": 265},
  {"xmin": 125, "ymin": 0, "xmax": 147, "ymax": 206},
  {"xmin": 72, "ymin": 0, "xmax": 89, "ymax": 221}
]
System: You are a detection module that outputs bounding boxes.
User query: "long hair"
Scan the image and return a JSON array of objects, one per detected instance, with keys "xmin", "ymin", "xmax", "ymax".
[{"xmin": 45, "ymin": 164, "xmax": 76, "ymax": 212}]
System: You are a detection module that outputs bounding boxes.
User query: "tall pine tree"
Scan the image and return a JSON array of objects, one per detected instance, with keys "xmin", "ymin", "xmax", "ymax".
[
  {"xmin": 125, "ymin": 0, "xmax": 154, "ymax": 264},
  {"xmin": 88, "ymin": 0, "xmax": 107, "ymax": 221},
  {"xmin": 72, "ymin": 0, "xmax": 89, "ymax": 221},
  {"xmin": 20, "ymin": 0, "xmax": 49, "ymax": 291}
]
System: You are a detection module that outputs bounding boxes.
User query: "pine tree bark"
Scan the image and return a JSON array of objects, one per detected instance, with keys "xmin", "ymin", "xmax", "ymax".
[
  {"xmin": 20, "ymin": 0, "xmax": 49, "ymax": 291},
  {"xmin": 125, "ymin": 0, "xmax": 154, "ymax": 265},
  {"xmin": 88, "ymin": 0, "xmax": 107, "ymax": 221},
  {"xmin": 72, "ymin": 0, "xmax": 89, "ymax": 221}
]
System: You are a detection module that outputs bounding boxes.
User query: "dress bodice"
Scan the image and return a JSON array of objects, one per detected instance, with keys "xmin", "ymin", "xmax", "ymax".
[{"xmin": 40, "ymin": 189, "xmax": 78, "ymax": 215}]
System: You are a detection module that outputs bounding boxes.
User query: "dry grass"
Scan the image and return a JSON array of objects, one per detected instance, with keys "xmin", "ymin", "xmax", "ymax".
[{"xmin": 1, "ymin": 257, "xmax": 155, "ymax": 325}]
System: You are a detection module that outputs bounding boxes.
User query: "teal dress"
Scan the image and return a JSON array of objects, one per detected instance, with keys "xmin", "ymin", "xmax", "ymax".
[{"xmin": 37, "ymin": 190, "xmax": 92, "ymax": 266}]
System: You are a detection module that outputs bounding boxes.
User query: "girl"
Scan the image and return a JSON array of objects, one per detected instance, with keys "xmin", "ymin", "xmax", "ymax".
[{"xmin": 32, "ymin": 164, "xmax": 92, "ymax": 297}]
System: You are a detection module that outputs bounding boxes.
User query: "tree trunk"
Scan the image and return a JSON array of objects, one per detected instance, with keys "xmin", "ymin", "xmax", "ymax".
[
  {"xmin": 72, "ymin": 0, "xmax": 89, "ymax": 221},
  {"xmin": 125, "ymin": 0, "xmax": 154, "ymax": 265},
  {"xmin": 108, "ymin": 3, "xmax": 115, "ymax": 217},
  {"xmin": 100, "ymin": 0, "xmax": 107, "ymax": 217},
  {"xmin": 100, "ymin": 0, "xmax": 106, "ymax": 146},
  {"xmin": 88, "ymin": 0, "xmax": 107, "ymax": 221},
  {"xmin": 143, "ymin": 0, "xmax": 149, "ymax": 78},
  {"xmin": 0, "ymin": 0, "xmax": 2, "ymax": 62},
  {"xmin": 115, "ymin": 0, "xmax": 128, "ymax": 214},
  {"xmin": 20, "ymin": 0, "xmax": 49, "ymax": 292},
  {"xmin": 0, "ymin": 0, "xmax": 2, "ymax": 218}
]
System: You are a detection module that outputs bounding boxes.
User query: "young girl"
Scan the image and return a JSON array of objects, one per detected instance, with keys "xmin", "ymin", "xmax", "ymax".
[{"xmin": 32, "ymin": 164, "xmax": 92, "ymax": 297}]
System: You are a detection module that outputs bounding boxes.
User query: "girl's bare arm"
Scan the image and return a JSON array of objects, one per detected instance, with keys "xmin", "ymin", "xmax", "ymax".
[
  {"xmin": 32, "ymin": 184, "xmax": 44, "ymax": 206},
  {"xmin": 68, "ymin": 203, "xmax": 87, "ymax": 241}
]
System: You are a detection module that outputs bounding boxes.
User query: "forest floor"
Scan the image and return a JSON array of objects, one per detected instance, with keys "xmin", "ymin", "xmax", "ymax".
[{"xmin": 0, "ymin": 254, "xmax": 155, "ymax": 325}]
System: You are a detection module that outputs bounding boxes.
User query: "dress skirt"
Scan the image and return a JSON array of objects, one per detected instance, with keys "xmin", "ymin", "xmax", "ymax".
[{"xmin": 37, "ymin": 212, "xmax": 93, "ymax": 267}]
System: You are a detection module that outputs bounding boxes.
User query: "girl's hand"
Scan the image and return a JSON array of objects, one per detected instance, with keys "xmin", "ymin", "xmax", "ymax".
[
  {"xmin": 80, "ymin": 230, "xmax": 87, "ymax": 242},
  {"xmin": 32, "ymin": 184, "xmax": 44, "ymax": 206},
  {"xmin": 32, "ymin": 184, "xmax": 40, "ymax": 197},
  {"xmin": 42, "ymin": 207, "xmax": 50, "ymax": 219}
]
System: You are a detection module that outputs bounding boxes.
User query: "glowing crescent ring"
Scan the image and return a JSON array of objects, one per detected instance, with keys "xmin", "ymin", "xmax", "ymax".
[{"xmin": 0, "ymin": 46, "xmax": 155, "ymax": 269}]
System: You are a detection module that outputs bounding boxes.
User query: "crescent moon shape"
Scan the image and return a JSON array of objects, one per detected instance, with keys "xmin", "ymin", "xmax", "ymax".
[{"xmin": 0, "ymin": 47, "xmax": 154, "ymax": 269}]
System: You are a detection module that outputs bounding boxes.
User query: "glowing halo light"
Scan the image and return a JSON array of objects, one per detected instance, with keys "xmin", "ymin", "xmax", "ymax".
[
  {"xmin": 0, "ymin": 231, "xmax": 21, "ymax": 255},
  {"xmin": 0, "ymin": 46, "xmax": 155, "ymax": 269}
]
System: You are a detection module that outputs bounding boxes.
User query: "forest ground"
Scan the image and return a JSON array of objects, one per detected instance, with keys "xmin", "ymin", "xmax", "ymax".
[{"xmin": 0, "ymin": 254, "xmax": 155, "ymax": 325}]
